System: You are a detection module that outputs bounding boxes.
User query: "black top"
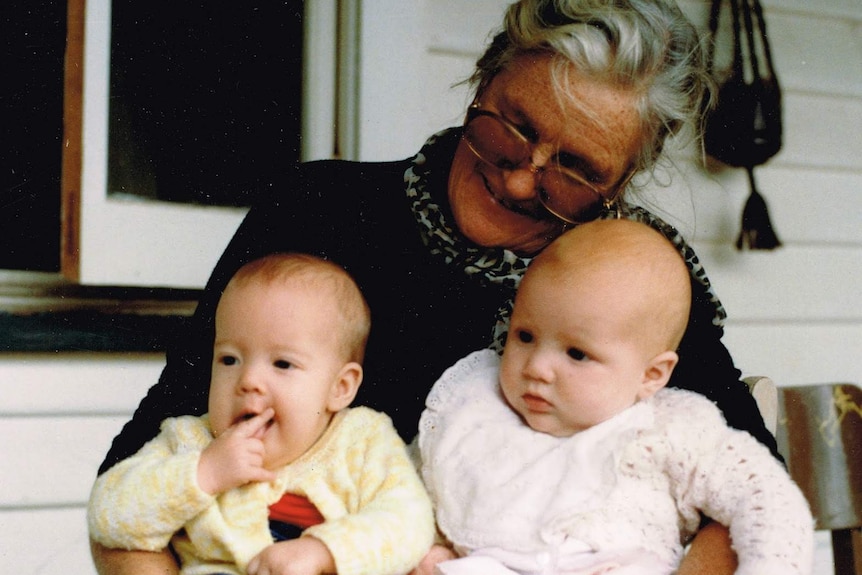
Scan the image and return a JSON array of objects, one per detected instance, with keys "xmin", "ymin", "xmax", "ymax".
[{"xmin": 99, "ymin": 141, "xmax": 779, "ymax": 474}]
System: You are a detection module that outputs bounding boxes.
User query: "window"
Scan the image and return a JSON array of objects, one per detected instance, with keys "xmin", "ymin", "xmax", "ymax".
[
  {"xmin": 1, "ymin": 2, "xmax": 65, "ymax": 272},
  {"xmin": 67, "ymin": 0, "xmax": 307, "ymax": 288},
  {"xmin": 0, "ymin": 0, "xmax": 322, "ymax": 349},
  {"xmin": 0, "ymin": 0, "xmax": 427, "ymax": 349}
]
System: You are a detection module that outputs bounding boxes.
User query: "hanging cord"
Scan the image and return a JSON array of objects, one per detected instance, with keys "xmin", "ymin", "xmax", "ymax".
[
  {"xmin": 740, "ymin": 0, "xmax": 760, "ymax": 84},
  {"xmin": 735, "ymin": 0, "xmax": 782, "ymax": 250},
  {"xmin": 705, "ymin": 0, "xmax": 722, "ymax": 76},
  {"xmin": 751, "ymin": 0, "xmax": 778, "ymax": 82},
  {"xmin": 729, "ymin": 0, "xmax": 744, "ymax": 79}
]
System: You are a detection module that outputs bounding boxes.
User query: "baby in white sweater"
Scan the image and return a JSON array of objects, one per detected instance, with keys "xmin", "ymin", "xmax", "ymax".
[{"xmin": 418, "ymin": 219, "xmax": 813, "ymax": 575}]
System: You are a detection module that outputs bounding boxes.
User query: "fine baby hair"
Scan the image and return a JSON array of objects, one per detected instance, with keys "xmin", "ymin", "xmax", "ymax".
[
  {"xmin": 224, "ymin": 253, "xmax": 371, "ymax": 364},
  {"xmin": 523, "ymin": 218, "xmax": 693, "ymax": 355}
]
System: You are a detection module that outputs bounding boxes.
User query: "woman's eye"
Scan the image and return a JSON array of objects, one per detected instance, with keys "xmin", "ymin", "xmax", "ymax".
[
  {"xmin": 556, "ymin": 151, "xmax": 600, "ymax": 184},
  {"xmin": 498, "ymin": 157, "xmax": 519, "ymax": 170},
  {"xmin": 516, "ymin": 329, "xmax": 533, "ymax": 344},
  {"xmin": 514, "ymin": 122, "xmax": 538, "ymax": 143},
  {"xmin": 567, "ymin": 348, "xmax": 587, "ymax": 361},
  {"xmin": 273, "ymin": 360, "xmax": 292, "ymax": 370}
]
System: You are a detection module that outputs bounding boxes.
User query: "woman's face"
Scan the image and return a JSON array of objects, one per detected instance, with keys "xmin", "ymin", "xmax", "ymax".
[{"xmin": 447, "ymin": 54, "xmax": 643, "ymax": 255}]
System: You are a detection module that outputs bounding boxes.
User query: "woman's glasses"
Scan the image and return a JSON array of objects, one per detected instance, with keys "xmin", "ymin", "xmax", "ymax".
[{"xmin": 462, "ymin": 102, "xmax": 626, "ymax": 224}]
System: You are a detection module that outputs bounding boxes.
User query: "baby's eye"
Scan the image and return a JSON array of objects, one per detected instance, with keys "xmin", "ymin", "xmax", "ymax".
[
  {"xmin": 273, "ymin": 359, "xmax": 292, "ymax": 370},
  {"xmin": 516, "ymin": 329, "xmax": 534, "ymax": 344},
  {"xmin": 219, "ymin": 355, "xmax": 238, "ymax": 366},
  {"xmin": 567, "ymin": 347, "xmax": 587, "ymax": 361}
]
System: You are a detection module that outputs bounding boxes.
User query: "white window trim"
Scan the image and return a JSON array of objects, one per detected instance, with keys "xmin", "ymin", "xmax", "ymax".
[{"xmin": 73, "ymin": 0, "xmax": 342, "ymax": 289}]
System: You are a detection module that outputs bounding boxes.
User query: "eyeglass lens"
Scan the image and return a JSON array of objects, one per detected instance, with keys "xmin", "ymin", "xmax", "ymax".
[{"xmin": 464, "ymin": 113, "xmax": 606, "ymax": 224}]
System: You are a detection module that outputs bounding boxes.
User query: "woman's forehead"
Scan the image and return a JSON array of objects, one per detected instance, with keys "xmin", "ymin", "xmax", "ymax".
[{"xmin": 485, "ymin": 54, "xmax": 642, "ymax": 182}]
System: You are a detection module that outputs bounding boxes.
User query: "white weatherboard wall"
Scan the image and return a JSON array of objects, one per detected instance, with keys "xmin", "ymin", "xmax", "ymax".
[
  {"xmin": 0, "ymin": 354, "xmax": 164, "ymax": 573},
  {"xmin": 2, "ymin": 1, "xmax": 859, "ymax": 573}
]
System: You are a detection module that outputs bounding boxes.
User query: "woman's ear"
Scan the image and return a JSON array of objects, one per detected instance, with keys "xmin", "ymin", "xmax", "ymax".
[
  {"xmin": 327, "ymin": 362, "xmax": 363, "ymax": 413},
  {"xmin": 638, "ymin": 350, "xmax": 678, "ymax": 400}
]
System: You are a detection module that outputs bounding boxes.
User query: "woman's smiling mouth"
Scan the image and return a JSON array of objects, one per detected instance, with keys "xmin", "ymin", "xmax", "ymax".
[{"xmin": 481, "ymin": 173, "xmax": 541, "ymax": 220}]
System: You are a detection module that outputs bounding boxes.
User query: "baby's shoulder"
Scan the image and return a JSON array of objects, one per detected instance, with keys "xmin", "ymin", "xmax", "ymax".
[
  {"xmin": 644, "ymin": 388, "xmax": 730, "ymax": 448},
  {"xmin": 651, "ymin": 388, "xmax": 725, "ymax": 425},
  {"xmin": 323, "ymin": 406, "xmax": 406, "ymax": 452},
  {"xmin": 157, "ymin": 414, "xmax": 212, "ymax": 451},
  {"xmin": 424, "ymin": 349, "xmax": 500, "ymax": 410},
  {"xmin": 339, "ymin": 405, "xmax": 396, "ymax": 432},
  {"xmin": 621, "ymin": 389, "xmax": 730, "ymax": 479}
]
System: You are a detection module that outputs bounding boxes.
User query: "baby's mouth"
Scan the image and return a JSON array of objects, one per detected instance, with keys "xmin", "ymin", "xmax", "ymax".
[
  {"xmin": 234, "ymin": 409, "xmax": 275, "ymax": 429},
  {"xmin": 522, "ymin": 393, "xmax": 552, "ymax": 413},
  {"xmin": 235, "ymin": 411, "xmax": 257, "ymax": 425}
]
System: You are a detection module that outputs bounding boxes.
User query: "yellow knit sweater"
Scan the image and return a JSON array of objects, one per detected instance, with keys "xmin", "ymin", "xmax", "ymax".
[{"xmin": 88, "ymin": 407, "xmax": 434, "ymax": 575}]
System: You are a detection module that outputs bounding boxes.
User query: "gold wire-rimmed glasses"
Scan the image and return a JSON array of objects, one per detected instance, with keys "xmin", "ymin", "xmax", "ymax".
[{"xmin": 462, "ymin": 102, "xmax": 628, "ymax": 224}]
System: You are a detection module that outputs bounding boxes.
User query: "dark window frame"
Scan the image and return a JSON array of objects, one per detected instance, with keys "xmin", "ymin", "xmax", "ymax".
[{"xmin": 2, "ymin": 1, "xmax": 306, "ymax": 351}]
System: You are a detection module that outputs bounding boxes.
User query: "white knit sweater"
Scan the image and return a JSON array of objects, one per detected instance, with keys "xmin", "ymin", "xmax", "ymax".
[{"xmin": 418, "ymin": 350, "xmax": 813, "ymax": 575}]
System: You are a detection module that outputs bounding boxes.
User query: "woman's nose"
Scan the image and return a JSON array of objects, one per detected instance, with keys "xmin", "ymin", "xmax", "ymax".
[
  {"xmin": 501, "ymin": 167, "xmax": 540, "ymax": 201},
  {"xmin": 501, "ymin": 147, "xmax": 552, "ymax": 202}
]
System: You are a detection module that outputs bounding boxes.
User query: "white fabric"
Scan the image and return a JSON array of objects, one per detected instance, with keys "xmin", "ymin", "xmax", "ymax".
[
  {"xmin": 418, "ymin": 349, "xmax": 814, "ymax": 575},
  {"xmin": 434, "ymin": 547, "xmax": 666, "ymax": 575}
]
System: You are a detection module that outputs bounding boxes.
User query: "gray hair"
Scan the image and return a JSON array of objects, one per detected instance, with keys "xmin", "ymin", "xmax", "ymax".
[{"xmin": 470, "ymin": 0, "xmax": 714, "ymax": 174}]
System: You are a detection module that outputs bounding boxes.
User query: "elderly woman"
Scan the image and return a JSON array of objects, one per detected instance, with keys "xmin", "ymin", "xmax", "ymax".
[{"xmin": 92, "ymin": 1, "xmax": 776, "ymax": 574}]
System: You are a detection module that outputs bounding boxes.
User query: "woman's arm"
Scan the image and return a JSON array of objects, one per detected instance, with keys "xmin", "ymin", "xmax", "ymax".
[
  {"xmin": 91, "ymin": 540, "xmax": 180, "ymax": 575},
  {"xmin": 676, "ymin": 522, "xmax": 737, "ymax": 575}
]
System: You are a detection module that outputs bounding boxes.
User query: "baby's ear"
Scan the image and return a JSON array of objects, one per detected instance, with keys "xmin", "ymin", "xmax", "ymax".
[
  {"xmin": 638, "ymin": 351, "xmax": 678, "ymax": 400},
  {"xmin": 327, "ymin": 362, "xmax": 363, "ymax": 412}
]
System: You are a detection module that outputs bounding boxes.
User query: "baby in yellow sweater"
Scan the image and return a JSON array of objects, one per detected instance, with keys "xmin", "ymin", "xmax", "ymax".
[{"xmin": 88, "ymin": 253, "xmax": 434, "ymax": 575}]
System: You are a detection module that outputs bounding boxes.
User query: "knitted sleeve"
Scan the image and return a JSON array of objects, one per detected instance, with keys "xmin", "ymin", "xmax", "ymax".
[
  {"xmin": 87, "ymin": 416, "xmax": 216, "ymax": 551},
  {"xmin": 304, "ymin": 409, "xmax": 435, "ymax": 575},
  {"xmin": 665, "ymin": 393, "xmax": 814, "ymax": 575}
]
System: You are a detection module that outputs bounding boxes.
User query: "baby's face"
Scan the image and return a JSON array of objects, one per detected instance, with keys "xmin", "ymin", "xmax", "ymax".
[
  {"xmin": 499, "ymin": 264, "xmax": 654, "ymax": 437},
  {"xmin": 208, "ymin": 280, "xmax": 347, "ymax": 469}
]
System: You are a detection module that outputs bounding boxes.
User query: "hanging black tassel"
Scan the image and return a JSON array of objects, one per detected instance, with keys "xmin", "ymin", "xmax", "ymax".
[
  {"xmin": 706, "ymin": 0, "xmax": 785, "ymax": 251},
  {"xmin": 736, "ymin": 167, "xmax": 781, "ymax": 250}
]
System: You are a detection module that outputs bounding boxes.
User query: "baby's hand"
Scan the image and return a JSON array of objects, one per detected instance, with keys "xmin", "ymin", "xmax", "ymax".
[
  {"xmin": 247, "ymin": 536, "xmax": 335, "ymax": 575},
  {"xmin": 197, "ymin": 408, "xmax": 277, "ymax": 495},
  {"xmin": 409, "ymin": 544, "xmax": 458, "ymax": 575}
]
